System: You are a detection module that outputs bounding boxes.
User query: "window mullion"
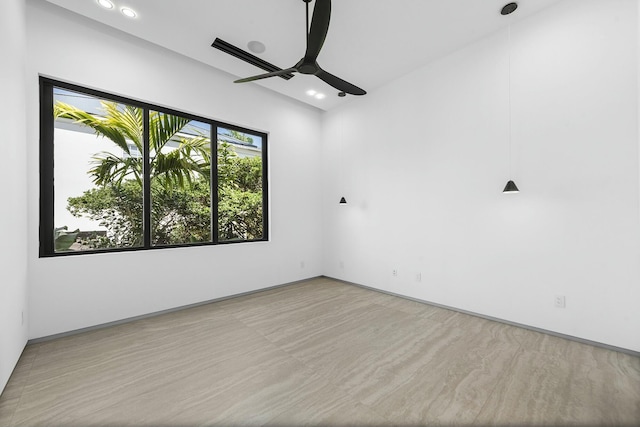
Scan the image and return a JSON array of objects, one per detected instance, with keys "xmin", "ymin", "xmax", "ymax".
[
  {"xmin": 212, "ymin": 124, "xmax": 219, "ymax": 244},
  {"xmin": 143, "ymin": 109, "xmax": 151, "ymax": 248},
  {"xmin": 262, "ymin": 135, "xmax": 269, "ymax": 241}
]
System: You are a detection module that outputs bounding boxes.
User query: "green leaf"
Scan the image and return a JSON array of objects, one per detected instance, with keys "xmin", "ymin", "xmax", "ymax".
[{"xmin": 54, "ymin": 226, "xmax": 80, "ymax": 251}]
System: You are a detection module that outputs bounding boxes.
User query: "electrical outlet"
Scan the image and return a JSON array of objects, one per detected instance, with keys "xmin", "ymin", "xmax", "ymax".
[
  {"xmin": 416, "ymin": 273, "xmax": 422, "ymax": 282},
  {"xmin": 339, "ymin": 261, "xmax": 344, "ymax": 269},
  {"xmin": 554, "ymin": 295, "xmax": 566, "ymax": 308},
  {"xmin": 300, "ymin": 261, "xmax": 305, "ymax": 269},
  {"xmin": 392, "ymin": 269, "xmax": 398, "ymax": 277},
  {"xmin": 21, "ymin": 311, "xmax": 24, "ymax": 325}
]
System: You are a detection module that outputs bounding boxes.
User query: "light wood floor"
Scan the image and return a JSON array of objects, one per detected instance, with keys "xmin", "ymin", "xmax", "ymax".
[{"xmin": 1, "ymin": 277, "xmax": 638, "ymax": 426}]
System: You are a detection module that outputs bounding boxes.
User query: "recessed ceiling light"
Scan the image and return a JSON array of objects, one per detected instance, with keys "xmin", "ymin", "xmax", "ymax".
[
  {"xmin": 247, "ymin": 41, "xmax": 266, "ymax": 54},
  {"xmin": 121, "ymin": 7, "xmax": 137, "ymax": 18},
  {"xmin": 306, "ymin": 90, "xmax": 317, "ymax": 96},
  {"xmin": 315, "ymin": 93, "xmax": 326, "ymax": 100},
  {"xmin": 97, "ymin": 0, "xmax": 114, "ymax": 9}
]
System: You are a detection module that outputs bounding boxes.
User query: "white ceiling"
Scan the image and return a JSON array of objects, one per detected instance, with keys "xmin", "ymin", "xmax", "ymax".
[{"xmin": 44, "ymin": 0, "xmax": 564, "ymax": 111}]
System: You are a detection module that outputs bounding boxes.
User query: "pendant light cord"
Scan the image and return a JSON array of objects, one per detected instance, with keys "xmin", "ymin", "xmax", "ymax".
[
  {"xmin": 340, "ymin": 116, "xmax": 344, "ymax": 195},
  {"xmin": 508, "ymin": 24, "xmax": 513, "ymax": 178}
]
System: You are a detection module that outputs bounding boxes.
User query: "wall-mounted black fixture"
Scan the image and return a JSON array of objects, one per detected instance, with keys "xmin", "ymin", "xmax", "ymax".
[{"xmin": 339, "ymin": 197, "xmax": 347, "ymax": 204}]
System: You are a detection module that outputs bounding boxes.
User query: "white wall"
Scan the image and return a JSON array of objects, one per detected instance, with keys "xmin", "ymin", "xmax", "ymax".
[
  {"xmin": 322, "ymin": 0, "xmax": 640, "ymax": 352},
  {"xmin": 22, "ymin": 0, "xmax": 640, "ymax": 354},
  {"xmin": 0, "ymin": 0, "xmax": 29, "ymax": 393},
  {"xmin": 26, "ymin": 0, "xmax": 324, "ymax": 339}
]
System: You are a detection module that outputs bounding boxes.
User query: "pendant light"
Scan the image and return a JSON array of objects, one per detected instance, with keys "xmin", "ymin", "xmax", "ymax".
[
  {"xmin": 502, "ymin": 3, "xmax": 520, "ymax": 194},
  {"xmin": 338, "ymin": 115, "xmax": 347, "ymax": 205},
  {"xmin": 503, "ymin": 180, "xmax": 519, "ymax": 193}
]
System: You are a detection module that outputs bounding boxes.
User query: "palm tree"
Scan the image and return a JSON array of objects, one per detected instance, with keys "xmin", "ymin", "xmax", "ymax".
[
  {"xmin": 54, "ymin": 101, "xmax": 211, "ymax": 189},
  {"xmin": 56, "ymin": 99, "xmax": 263, "ymax": 247}
]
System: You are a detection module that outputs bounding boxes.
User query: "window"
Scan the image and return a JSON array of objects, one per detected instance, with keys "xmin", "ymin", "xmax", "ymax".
[
  {"xmin": 40, "ymin": 78, "xmax": 268, "ymax": 256},
  {"xmin": 217, "ymin": 127, "xmax": 265, "ymax": 242}
]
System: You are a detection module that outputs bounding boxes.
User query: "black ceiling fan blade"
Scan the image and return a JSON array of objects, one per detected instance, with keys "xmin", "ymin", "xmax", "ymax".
[
  {"xmin": 316, "ymin": 68, "xmax": 366, "ymax": 95},
  {"xmin": 304, "ymin": 0, "xmax": 331, "ymax": 61},
  {"xmin": 212, "ymin": 38, "xmax": 295, "ymax": 80},
  {"xmin": 235, "ymin": 68, "xmax": 298, "ymax": 84}
]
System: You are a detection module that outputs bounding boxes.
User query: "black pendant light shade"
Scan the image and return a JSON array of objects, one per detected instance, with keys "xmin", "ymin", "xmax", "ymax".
[
  {"xmin": 503, "ymin": 180, "xmax": 520, "ymax": 193},
  {"xmin": 501, "ymin": 2, "xmax": 518, "ymax": 15},
  {"xmin": 339, "ymin": 197, "xmax": 347, "ymax": 204}
]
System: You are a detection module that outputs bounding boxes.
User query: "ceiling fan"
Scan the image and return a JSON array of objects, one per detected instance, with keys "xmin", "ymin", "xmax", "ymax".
[{"xmin": 214, "ymin": 0, "xmax": 366, "ymax": 96}]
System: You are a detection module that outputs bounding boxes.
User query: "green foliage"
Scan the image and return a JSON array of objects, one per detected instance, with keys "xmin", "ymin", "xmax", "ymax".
[
  {"xmin": 217, "ymin": 143, "xmax": 263, "ymax": 241},
  {"xmin": 67, "ymin": 144, "xmax": 262, "ymax": 248},
  {"xmin": 67, "ymin": 181, "xmax": 144, "ymax": 248},
  {"xmin": 150, "ymin": 178, "xmax": 212, "ymax": 245},
  {"xmin": 54, "ymin": 102, "xmax": 210, "ymax": 188},
  {"xmin": 54, "ymin": 226, "xmax": 79, "ymax": 251},
  {"xmin": 56, "ymin": 100, "xmax": 263, "ymax": 248},
  {"xmin": 218, "ymin": 189, "xmax": 263, "ymax": 241},
  {"xmin": 228, "ymin": 129, "xmax": 254, "ymax": 144}
]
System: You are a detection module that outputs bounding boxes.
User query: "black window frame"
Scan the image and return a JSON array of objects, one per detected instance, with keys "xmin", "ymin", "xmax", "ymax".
[{"xmin": 39, "ymin": 77, "xmax": 269, "ymax": 257}]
